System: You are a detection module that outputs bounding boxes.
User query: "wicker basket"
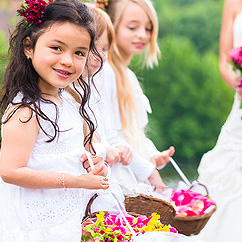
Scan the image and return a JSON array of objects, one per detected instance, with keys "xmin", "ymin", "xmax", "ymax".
[
  {"xmin": 82, "ymin": 193, "xmax": 141, "ymax": 223},
  {"xmin": 170, "ymin": 182, "xmax": 216, "ymax": 236},
  {"xmin": 124, "ymin": 193, "xmax": 176, "ymax": 225}
]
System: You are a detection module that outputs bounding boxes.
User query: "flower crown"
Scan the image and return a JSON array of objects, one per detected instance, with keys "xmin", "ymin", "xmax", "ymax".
[
  {"xmin": 17, "ymin": 0, "xmax": 53, "ymax": 28},
  {"xmin": 95, "ymin": 0, "xmax": 109, "ymax": 11}
]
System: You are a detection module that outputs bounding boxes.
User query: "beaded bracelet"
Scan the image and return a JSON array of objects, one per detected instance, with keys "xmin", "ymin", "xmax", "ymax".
[{"xmin": 60, "ymin": 173, "xmax": 67, "ymax": 191}]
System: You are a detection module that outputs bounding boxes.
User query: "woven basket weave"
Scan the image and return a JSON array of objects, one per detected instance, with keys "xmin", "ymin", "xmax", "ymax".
[
  {"xmin": 170, "ymin": 182, "xmax": 216, "ymax": 236},
  {"xmin": 124, "ymin": 193, "xmax": 176, "ymax": 225}
]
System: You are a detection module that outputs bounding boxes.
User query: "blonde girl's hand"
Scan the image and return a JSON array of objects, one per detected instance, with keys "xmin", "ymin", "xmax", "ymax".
[
  {"xmin": 80, "ymin": 154, "xmax": 108, "ymax": 177},
  {"xmin": 150, "ymin": 146, "xmax": 175, "ymax": 168},
  {"xmin": 114, "ymin": 144, "xmax": 132, "ymax": 166},
  {"xmin": 105, "ymin": 146, "xmax": 122, "ymax": 167},
  {"xmin": 148, "ymin": 169, "xmax": 168, "ymax": 194}
]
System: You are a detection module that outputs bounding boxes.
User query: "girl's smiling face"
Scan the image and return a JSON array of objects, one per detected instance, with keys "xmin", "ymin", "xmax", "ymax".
[
  {"xmin": 88, "ymin": 29, "xmax": 109, "ymax": 76},
  {"xmin": 25, "ymin": 22, "xmax": 91, "ymax": 97},
  {"xmin": 115, "ymin": 2, "xmax": 152, "ymax": 64}
]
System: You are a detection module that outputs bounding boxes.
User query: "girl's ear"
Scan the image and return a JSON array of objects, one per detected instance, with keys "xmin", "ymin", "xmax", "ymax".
[{"xmin": 23, "ymin": 37, "xmax": 34, "ymax": 59}]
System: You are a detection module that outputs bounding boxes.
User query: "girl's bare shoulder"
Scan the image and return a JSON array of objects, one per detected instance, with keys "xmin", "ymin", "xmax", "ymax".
[{"xmin": 3, "ymin": 104, "xmax": 37, "ymax": 127}]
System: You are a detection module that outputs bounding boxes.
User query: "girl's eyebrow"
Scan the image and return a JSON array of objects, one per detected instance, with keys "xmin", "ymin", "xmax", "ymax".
[
  {"xmin": 127, "ymin": 20, "xmax": 140, "ymax": 24},
  {"xmin": 51, "ymin": 39, "xmax": 89, "ymax": 50},
  {"xmin": 127, "ymin": 20, "xmax": 152, "ymax": 25}
]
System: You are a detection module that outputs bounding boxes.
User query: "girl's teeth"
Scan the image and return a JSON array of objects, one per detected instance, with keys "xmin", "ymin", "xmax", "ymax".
[{"xmin": 57, "ymin": 70, "xmax": 69, "ymax": 75}]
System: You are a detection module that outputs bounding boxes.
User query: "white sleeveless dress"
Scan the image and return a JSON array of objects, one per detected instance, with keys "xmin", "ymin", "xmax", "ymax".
[
  {"xmin": 197, "ymin": 12, "xmax": 242, "ymax": 242},
  {"xmin": 0, "ymin": 91, "xmax": 94, "ymax": 242}
]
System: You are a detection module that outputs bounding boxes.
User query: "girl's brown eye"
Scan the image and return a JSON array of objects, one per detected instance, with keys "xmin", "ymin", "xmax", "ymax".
[
  {"xmin": 51, "ymin": 46, "xmax": 61, "ymax": 51},
  {"xmin": 75, "ymin": 51, "xmax": 85, "ymax": 57}
]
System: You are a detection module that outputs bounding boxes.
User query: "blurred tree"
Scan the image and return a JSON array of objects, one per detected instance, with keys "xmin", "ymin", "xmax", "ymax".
[
  {"xmin": 132, "ymin": 36, "xmax": 233, "ymax": 163},
  {"xmin": 171, "ymin": 2, "xmax": 222, "ymax": 54},
  {"xmin": 156, "ymin": 0, "xmax": 222, "ymax": 54}
]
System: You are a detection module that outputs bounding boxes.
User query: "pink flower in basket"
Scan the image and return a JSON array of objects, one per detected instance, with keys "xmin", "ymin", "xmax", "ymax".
[
  {"xmin": 82, "ymin": 212, "xmax": 177, "ymax": 242},
  {"xmin": 170, "ymin": 189, "xmax": 215, "ymax": 216}
]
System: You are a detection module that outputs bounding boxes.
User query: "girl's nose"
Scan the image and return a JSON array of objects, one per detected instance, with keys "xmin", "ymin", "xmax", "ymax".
[
  {"xmin": 60, "ymin": 52, "xmax": 73, "ymax": 66},
  {"xmin": 137, "ymin": 28, "xmax": 148, "ymax": 39}
]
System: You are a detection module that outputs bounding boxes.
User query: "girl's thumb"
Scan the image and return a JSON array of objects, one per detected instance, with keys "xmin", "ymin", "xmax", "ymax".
[{"xmin": 169, "ymin": 146, "xmax": 175, "ymax": 155}]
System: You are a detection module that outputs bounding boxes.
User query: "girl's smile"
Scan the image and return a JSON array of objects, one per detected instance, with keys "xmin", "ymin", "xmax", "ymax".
[
  {"xmin": 133, "ymin": 42, "xmax": 146, "ymax": 49},
  {"xmin": 53, "ymin": 68, "xmax": 72, "ymax": 79}
]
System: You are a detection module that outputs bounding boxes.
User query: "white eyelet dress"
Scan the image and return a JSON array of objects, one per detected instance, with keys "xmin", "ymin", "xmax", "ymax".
[{"xmin": 0, "ymin": 91, "xmax": 94, "ymax": 242}]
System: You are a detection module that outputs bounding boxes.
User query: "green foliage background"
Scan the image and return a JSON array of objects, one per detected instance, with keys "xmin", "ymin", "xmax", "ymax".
[{"xmin": 0, "ymin": 0, "xmax": 235, "ymax": 177}]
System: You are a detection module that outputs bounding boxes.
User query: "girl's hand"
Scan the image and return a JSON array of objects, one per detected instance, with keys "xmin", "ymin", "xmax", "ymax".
[
  {"xmin": 148, "ymin": 169, "xmax": 167, "ymax": 194},
  {"xmin": 80, "ymin": 154, "xmax": 108, "ymax": 177},
  {"xmin": 223, "ymin": 67, "xmax": 242, "ymax": 90},
  {"xmin": 105, "ymin": 146, "xmax": 122, "ymax": 167},
  {"xmin": 114, "ymin": 144, "xmax": 132, "ymax": 166},
  {"xmin": 150, "ymin": 146, "xmax": 175, "ymax": 168},
  {"xmin": 80, "ymin": 173, "xmax": 109, "ymax": 190},
  {"xmin": 231, "ymin": 73, "xmax": 242, "ymax": 90},
  {"xmin": 236, "ymin": 77, "xmax": 242, "ymax": 99}
]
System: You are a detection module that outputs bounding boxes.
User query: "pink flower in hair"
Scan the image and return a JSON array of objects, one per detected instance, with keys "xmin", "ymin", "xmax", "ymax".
[
  {"xmin": 95, "ymin": 0, "xmax": 109, "ymax": 11},
  {"xmin": 17, "ymin": 0, "xmax": 53, "ymax": 27}
]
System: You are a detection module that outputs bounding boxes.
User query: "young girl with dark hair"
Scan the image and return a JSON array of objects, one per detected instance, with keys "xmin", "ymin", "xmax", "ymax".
[{"xmin": 0, "ymin": 0, "xmax": 109, "ymax": 241}]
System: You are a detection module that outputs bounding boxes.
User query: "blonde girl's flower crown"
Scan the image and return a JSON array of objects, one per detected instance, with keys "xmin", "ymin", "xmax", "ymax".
[
  {"xmin": 17, "ymin": 0, "xmax": 53, "ymax": 28},
  {"xmin": 95, "ymin": 0, "xmax": 109, "ymax": 11}
]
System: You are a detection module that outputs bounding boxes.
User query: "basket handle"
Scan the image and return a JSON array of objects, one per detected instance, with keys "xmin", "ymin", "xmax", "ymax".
[
  {"xmin": 188, "ymin": 181, "xmax": 209, "ymax": 196},
  {"xmin": 84, "ymin": 193, "xmax": 98, "ymax": 218}
]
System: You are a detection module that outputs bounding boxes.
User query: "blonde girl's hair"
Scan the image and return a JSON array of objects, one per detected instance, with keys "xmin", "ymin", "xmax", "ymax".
[
  {"xmin": 106, "ymin": 0, "xmax": 160, "ymax": 148},
  {"xmin": 107, "ymin": 0, "xmax": 160, "ymax": 68},
  {"xmin": 85, "ymin": 3, "xmax": 115, "ymax": 52}
]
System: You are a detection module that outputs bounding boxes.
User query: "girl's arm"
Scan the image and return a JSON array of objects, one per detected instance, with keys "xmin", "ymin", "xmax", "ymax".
[
  {"xmin": 99, "ymin": 64, "xmax": 157, "ymax": 180},
  {"xmin": 0, "ymin": 106, "xmax": 109, "ymax": 190},
  {"xmin": 219, "ymin": 0, "xmax": 242, "ymax": 90}
]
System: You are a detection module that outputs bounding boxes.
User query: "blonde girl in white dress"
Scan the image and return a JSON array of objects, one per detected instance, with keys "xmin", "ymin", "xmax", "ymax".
[
  {"xmin": 0, "ymin": 1, "xmax": 109, "ymax": 241},
  {"xmin": 198, "ymin": 0, "xmax": 242, "ymax": 241},
  {"xmin": 70, "ymin": 2, "xmax": 162, "ymax": 198},
  {"xmin": 94, "ymin": 0, "xmax": 175, "ymax": 195}
]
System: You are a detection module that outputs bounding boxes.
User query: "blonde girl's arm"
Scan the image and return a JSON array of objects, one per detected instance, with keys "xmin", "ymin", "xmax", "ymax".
[
  {"xmin": 0, "ymin": 106, "xmax": 109, "ymax": 190},
  {"xmin": 219, "ymin": 0, "xmax": 242, "ymax": 90}
]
